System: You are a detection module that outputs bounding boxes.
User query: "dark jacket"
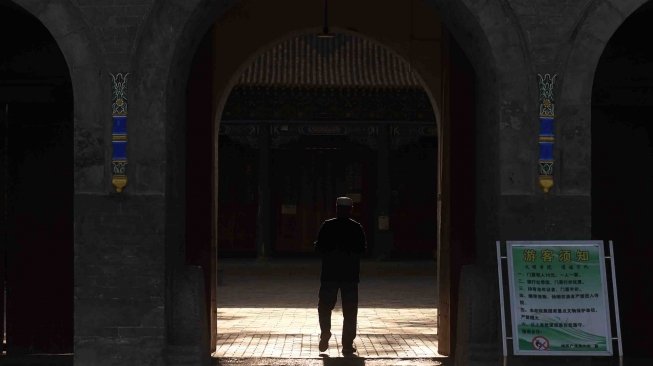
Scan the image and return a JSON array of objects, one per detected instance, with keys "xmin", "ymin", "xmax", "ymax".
[{"xmin": 314, "ymin": 217, "xmax": 367, "ymax": 282}]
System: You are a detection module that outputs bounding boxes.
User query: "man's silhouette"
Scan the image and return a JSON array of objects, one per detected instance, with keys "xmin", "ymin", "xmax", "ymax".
[{"xmin": 314, "ymin": 196, "xmax": 367, "ymax": 355}]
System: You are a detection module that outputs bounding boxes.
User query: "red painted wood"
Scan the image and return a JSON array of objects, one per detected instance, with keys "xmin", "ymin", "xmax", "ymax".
[
  {"xmin": 5, "ymin": 103, "xmax": 73, "ymax": 354},
  {"xmin": 447, "ymin": 36, "xmax": 477, "ymax": 353}
]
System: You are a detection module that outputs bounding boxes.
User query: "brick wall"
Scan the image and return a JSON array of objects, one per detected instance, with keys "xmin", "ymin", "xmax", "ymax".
[
  {"xmin": 71, "ymin": 0, "xmax": 154, "ymax": 69},
  {"xmin": 8, "ymin": 0, "xmax": 651, "ymax": 364},
  {"xmin": 74, "ymin": 194, "xmax": 166, "ymax": 365}
]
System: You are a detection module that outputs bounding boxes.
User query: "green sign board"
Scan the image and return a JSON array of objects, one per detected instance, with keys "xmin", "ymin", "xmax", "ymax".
[{"xmin": 506, "ymin": 241, "xmax": 613, "ymax": 356}]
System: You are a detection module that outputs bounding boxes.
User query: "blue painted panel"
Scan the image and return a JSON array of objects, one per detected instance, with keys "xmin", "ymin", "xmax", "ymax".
[
  {"xmin": 112, "ymin": 140, "xmax": 127, "ymax": 159},
  {"xmin": 113, "ymin": 116, "xmax": 127, "ymax": 134},
  {"xmin": 539, "ymin": 142, "xmax": 553, "ymax": 160},
  {"xmin": 540, "ymin": 117, "xmax": 554, "ymax": 136}
]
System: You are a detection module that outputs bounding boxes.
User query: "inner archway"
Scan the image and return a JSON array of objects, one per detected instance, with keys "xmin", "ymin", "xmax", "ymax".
[
  {"xmin": 216, "ymin": 31, "xmax": 439, "ymax": 260},
  {"xmin": 0, "ymin": 0, "xmax": 74, "ymax": 357},
  {"xmin": 214, "ymin": 30, "xmax": 440, "ymax": 359}
]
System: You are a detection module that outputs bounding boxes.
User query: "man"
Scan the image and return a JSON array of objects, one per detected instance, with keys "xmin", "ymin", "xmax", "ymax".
[{"xmin": 314, "ymin": 196, "xmax": 367, "ymax": 355}]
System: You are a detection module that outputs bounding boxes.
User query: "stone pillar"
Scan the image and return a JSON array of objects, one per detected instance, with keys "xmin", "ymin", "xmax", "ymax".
[
  {"xmin": 256, "ymin": 123, "xmax": 271, "ymax": 258},
  {"xmin": 374, "ymin": 124, "xmax": 393, "ymax": 259}
]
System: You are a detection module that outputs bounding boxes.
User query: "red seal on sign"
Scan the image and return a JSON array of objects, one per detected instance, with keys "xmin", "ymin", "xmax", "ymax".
[{"xmin": 532, "ymin": 336, "xmax": 550, "ymax": 350}]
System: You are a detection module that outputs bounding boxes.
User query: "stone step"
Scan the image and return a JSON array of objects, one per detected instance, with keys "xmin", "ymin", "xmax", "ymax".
[
  {"xmin": 166, "ymin": 345, "xmax": 207, "ymax": 366},
  {"xmin": 0, "ymin": 354, "xmax": 72, "ymax": 366}
]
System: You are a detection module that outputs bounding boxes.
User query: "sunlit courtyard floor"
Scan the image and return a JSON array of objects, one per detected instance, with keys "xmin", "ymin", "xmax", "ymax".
[{"xmin": 214, "ymin": 259, "xmax": 442, "ymax": 359}]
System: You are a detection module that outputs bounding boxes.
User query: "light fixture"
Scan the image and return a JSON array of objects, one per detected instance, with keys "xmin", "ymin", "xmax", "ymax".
[{"xmin": 318, "ymin": 0, "xmax": 335, "ymax": 39}]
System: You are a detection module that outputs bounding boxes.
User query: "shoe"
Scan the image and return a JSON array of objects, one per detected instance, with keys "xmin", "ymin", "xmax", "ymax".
[
  {"xmin": 319, "ymin": 332, "xmax": 331, "ymax": 352},
  {"xmin": 342, "ymin": 345, "xmax": 357, "ymax": 355}
]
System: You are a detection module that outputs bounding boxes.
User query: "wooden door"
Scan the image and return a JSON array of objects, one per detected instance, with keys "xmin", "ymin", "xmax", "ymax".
[
  {"xmin": 438, "ymin": 30, "xmax": 477, "ymax": 356},
  {"xmin": 272, "ymin": 140, "xmax": 373, "ymax": 255},
  {"xmin": 1, "ymin": 104, "xmax": 7, "ymax": 354},
  {"xmin": 185, "ymin": 28, "xmax": 217, "ymax": 350},
  {"xmin": 216, "ymin": 136, "xmax": 258, "ymax": 256},
  {"xmin": 437, "ymin": 32, "xmax": 453, "ymax": 355},
  {"xmin": 4, "ymin": 102, "xmax": 73, "ymax": 354},
  {"xmin": 390, "ymin": 137, "xmax": 438, "ymax": 256},
  {"xmin": 273, "ymin": 147, "xmax": 340, "ymax": 254}
]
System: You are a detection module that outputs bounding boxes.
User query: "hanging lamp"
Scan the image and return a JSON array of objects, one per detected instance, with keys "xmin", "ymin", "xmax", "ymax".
[{"xmin": 317, "ymin": 0, "xmax": 335, "ymax": 39}]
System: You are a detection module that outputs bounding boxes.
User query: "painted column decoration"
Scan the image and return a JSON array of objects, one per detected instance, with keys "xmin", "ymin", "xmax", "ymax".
[
  {"xmin": 537, "ymin": 73, "xmax": 557, "ymax": 193},
  {"xmin": 111, "ymin": 73, "xmax": 129, "ymax": 192}
]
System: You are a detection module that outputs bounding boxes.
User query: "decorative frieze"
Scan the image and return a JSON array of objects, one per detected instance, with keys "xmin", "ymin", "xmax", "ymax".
[
  {"xmin": 537, "ymin": 73, "xmax": 557, "ymax": 193},
  {"xmin": 222, "ymin": 86, "xmax": 435, "ymax": 122},
  {"xmin": 270, "ymin": 124, "xmax": 375, "ymax": 137},
  {"xmin": 111, "ymin": 73, "xmax": 129, "ymax": 192},
  {"xmin": 219, "ymin": 124, "xmax": 259, "ymax": 136},
  {"xmin": 391, "ymin": 125, "xmax": 437, "ymax": 149},
  {"xmin": 219, "ymin": 122, "xmax": 435, "ymax": 150}
]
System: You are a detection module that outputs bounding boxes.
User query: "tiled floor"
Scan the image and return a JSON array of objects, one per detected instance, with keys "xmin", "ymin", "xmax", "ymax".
[
  {"xmin": 216, "ymin": 308, "xmax": 438, "ymax": 358},
  {"xmin": 214, "ymin": 259, "xmax": 442, "ymax": 359}
]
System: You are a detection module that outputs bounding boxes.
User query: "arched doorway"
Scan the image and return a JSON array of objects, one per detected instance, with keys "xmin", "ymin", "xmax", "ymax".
[
  {"xmin": 0, "ymin": 0, "xmax": 73, "ymax": 357},
  {"xmin": 183, "ymin": 1, "xmax": 477, "ymax": 356},
  {"xmin": 591, "ymin": 0, "xmax": 653, "ymax": 355},
  {"xmin": 131, "ymin": 0, "xmax": 528, "ymax": 361},
  {"xmin": 214, "ymin": 31, "xmax": 438, "ymax": 260},
  {"xmin": 211, "ymin": 31, "xmax": 441, "ymax": 358}
]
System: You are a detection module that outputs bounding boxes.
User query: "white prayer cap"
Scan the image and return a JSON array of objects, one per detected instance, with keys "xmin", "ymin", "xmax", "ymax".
[{"xmin": 336, "ymin": 196, "xmax": 353, "ymax": 207}]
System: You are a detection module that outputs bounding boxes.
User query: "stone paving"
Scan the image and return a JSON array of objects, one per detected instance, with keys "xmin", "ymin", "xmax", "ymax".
[
  {"xmin": 214, "ymin": 358, "xmax": 446, "ymax": 366},
  {"xmin": 213, "ymin": 259, "xmax": 443, "ymax": 361}
]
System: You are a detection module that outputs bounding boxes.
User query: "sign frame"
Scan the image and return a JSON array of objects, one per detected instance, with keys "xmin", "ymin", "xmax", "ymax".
[{"xmin": 498, "ymin": 240, "xmax": 620, "ymax": 357}]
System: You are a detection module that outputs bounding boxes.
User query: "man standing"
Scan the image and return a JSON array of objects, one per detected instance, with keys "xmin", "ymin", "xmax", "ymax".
[{"xmin": 314, "ymin": 196, "xmax": 367, "ymax": 355}]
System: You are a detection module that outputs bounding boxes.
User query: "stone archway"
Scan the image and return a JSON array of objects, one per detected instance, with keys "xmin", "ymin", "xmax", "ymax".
[
  {"xmin": 132, "ymin": 0, "xmax": 530, "ymax": 361},
  {"xmin": 187, "ymin": 16, "xmax": 450, "ymax": 356},
  {"xmin": 558, "ymin": 0, "xmax": 651, "ymax": 198},
  {"xmin": 0, "ymin": 0, "xmax": 91, "ymax": 357},
  {"xmin": 187, "ymin": 7, "xmax": 470, "ymax": 359},
  {"xmin": 557, "ymin": 0, "xmax": 653, "ymax": 358},
  {"xmin": 587, "ymin": 0, "xmax": 653, "ymax": 356},
  {"xmin": 4, "ymin": 0, "xmax": 104, "ymax": 363}
]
